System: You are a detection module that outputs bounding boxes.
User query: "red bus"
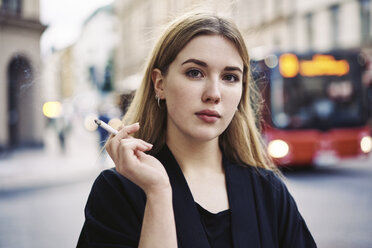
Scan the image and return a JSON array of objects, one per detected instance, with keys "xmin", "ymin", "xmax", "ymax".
[{"xmin": 252, "ymin": 50, "xmax": 372, "ymax": 167}]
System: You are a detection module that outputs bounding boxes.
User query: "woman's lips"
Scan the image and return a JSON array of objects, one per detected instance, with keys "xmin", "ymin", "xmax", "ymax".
[{"xmin": 195, "ymin": 110, "xmax": 221, "ymax": 123}]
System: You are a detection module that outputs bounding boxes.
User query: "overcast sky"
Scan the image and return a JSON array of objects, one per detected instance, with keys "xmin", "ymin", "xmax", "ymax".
[{"xmin": 40, "ymin": 0, "xmax": 113, "ymax": 54}]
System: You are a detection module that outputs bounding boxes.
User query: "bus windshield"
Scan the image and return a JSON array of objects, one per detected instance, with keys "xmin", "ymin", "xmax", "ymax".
[{"xmin": 267, "ymin": 52, "xmax": 368, "ymax": 130}]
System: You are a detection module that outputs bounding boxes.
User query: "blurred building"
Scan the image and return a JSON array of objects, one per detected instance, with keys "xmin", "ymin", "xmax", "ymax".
[
  {"xmin": 114, "ymin": 0, "xmax": 372, "ymax": 91},
  {"xmin": 42, "ymin": 46, "xmax": 75, "ymax": 102},
  {"xmin": 0, "ymin": 0, "xmax": 46, "ymax": 151},
  {"xmin": 113, "ymin": 0, "xmax": 236, "ymax": 93},
  {"xmin": 73, "ymin": 4, "xmax": 118, "ymax": 97},
  {"xmin": 41, "ymin": 4, "xmax": 118, "ymax": 117},
  {"xmin": 241, "ymin": 0, "xmax": 372, "ymax": 56}
]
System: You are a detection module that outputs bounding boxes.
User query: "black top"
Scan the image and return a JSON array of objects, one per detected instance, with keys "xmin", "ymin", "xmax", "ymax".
[
  {"xmin": 77, "ymin": 145, "xmax": 317, "ymax": 248},
  {"xmin": 196, "ymin": 203, "xmax": 233, "ymax": 248}
]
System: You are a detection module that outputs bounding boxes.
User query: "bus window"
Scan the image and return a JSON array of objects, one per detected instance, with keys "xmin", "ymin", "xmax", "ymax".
[{"xmin": 267, "ymin": 52, "xmax": 367, "ymax": 131}]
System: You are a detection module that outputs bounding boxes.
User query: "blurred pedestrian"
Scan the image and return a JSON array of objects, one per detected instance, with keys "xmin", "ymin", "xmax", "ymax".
[
  {"xmin": 54, "ymin": 115, "xmax": 71, "ymax": 154},
  {"xmin": 97, "ymin": 114, "xmax": 110, "ymax": 148},
  {"xmin": 77, "ymin": 11, "xmax": 316, "ymax": 248}
]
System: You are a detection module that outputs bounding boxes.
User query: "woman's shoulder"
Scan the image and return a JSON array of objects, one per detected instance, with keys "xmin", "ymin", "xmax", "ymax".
[
  {"xmin": 228, "ymin": 161, "xmax": 282, "ymax": 183},
  {"xmin": 251, "ymin": 166, "xmax": 284, "ymax": 187},
  {"xmin": 94, "ymin": 167, "xmax": 130, "ymax": 188},
  {"xmin": 91, "ymin": 168, "xmax": 146, "ymax": 204},
  {"xmin": 226, "ymin": 161, "xmax": 288, "ymax": 197},
  {"xmin": 97, "ymin": 167, "xmax": 126, "ymax": 181},
  {"xmin": 95, "ymin": 167, "xmax": 142, "ymax": 188},
  {"xmin": 78, "ymin": 168, "xmax": 145, "ymax": 247}
]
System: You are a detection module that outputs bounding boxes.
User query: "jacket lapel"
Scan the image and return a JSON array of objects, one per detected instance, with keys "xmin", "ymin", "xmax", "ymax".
[
  {"xmin": 224, "ymin": 158, "xmax": 262, "ymax": 247},
  {"xmin": 156, "ymin": 146, "xmax": 210, "ymax": 248}
]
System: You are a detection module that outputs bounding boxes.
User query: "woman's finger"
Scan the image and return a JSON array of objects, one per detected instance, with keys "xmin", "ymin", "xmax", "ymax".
[
  {"xmin": 117, "ymin": 125, "xmax": 125, "ymax": 131},
  {"xmin": 117, "ymin": 140, "xmax": 153, "ymax": 172},
  {"xmin": 112, "ymin": 122, "xmax": 140, "ymax": 140},
  {"xmin": 134, "ymin": 149, "xmax": 149, "ymax": 159},
  {"xmin": 120, "ymin": 138, "xmax": 153, "ymax": 151}
]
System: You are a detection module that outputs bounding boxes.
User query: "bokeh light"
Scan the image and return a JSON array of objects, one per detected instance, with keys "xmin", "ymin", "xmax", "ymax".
[{"xmin": 42, "ymin": 101, "xmax": 62, "ymax": 118}]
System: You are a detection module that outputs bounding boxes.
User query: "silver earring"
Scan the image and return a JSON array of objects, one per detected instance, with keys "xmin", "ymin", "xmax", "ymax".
[{"xmin": 155, "ymin": 95, "xmax": 161, "ymax": 108}]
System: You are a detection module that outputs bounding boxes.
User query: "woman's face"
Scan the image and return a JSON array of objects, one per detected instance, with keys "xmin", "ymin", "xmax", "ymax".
[{"xmin": 157, "ymin": 35, "xmax": 243, "ymax": 143}]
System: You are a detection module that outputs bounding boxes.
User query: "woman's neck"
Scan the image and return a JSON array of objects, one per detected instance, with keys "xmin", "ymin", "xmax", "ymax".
[{"xmin": 166, "ymin": 136, "xmax": 223, "ymax": 175}]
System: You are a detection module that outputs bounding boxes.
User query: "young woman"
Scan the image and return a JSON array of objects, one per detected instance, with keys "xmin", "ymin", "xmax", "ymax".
[{"xmin": 77, "ymin": 12, "xmax": 316, "ymax": 248}]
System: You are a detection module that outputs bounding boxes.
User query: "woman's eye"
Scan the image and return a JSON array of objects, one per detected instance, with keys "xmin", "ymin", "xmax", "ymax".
[
  {"xmin": 223, "ymin": 74, "xmax": 239, "ymax": 82},
  {"xmin": 186, "ymin": 69, "xmax": 203, "ymax": 78}
]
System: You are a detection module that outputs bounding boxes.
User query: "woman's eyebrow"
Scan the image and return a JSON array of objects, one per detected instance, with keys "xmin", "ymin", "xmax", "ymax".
[
  {"xmin": 181, "ymin": 58, "xmax": 243, "ymax": 73},
  {"xmin": 181, "ymin": 58, "xmax": 207, "ymax": 67},
  {"xmin": 224, "ymin": 66, "xmax": 243, "ymax": 73}
]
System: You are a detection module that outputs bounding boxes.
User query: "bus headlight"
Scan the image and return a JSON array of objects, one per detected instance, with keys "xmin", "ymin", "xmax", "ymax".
[
  {"xmin": 268, "ymin": 139, "xmax": 289, "ymax": 158},
  {"xmin": 360, "ymin": 136, "xmax": 372, "ymax": 153}
]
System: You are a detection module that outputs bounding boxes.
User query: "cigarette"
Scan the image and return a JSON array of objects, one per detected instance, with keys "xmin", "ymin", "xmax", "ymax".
[{"xmin": 94, "ymin": 119, "xmax": 118, "ymax": 135}]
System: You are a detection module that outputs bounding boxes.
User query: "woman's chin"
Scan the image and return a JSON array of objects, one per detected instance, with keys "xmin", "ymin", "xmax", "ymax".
[{"xmin": 188, "ymin": 130, "xmax": 222, "ymax": 143}]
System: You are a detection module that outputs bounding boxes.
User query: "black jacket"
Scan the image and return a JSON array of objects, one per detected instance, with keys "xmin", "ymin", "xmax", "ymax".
[{"xmin": 77, "ymin": 145, "xmax": 316, "ymax": 247}]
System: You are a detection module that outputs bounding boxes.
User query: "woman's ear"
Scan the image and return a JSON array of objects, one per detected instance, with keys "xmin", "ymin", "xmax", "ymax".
[{"xmin": 152, "ymin": 69, "xmax": 165, "ymax": 99}]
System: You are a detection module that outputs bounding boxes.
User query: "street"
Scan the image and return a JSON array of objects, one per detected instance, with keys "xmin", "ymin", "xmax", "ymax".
[
  {"xmin": 0, "ymin": 156, "xmax": 371, "ymax": 248},
  {"xmin": 0, "ymin": 178, "xmax": 95, "ymax": 248},
  {"xmin": 284, "ymin": 156, "xmax": 372, "ymax": 248}
]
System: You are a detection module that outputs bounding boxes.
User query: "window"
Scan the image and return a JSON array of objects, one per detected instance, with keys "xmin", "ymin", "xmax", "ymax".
[
  {"xmin": 0, "ymin": 0, "xmax": 22, "ymax": 15},
  {"xmin": 330, "ymin": 4, "xmax": 340, "ymax": 48},
  {"xmin": 305, "ymin": 13, "xmax": 313, "ymax": 49},
  {"xmin": 360, "ymin": 0, "xmax": 371, "ymax": 42},
  {"xmin": 287, "ymin": 16, "xmax": 295, "ymax": 49},
  {"xmin": 274, "ymin": 0, "xmax": 282, "ymax": 17}
]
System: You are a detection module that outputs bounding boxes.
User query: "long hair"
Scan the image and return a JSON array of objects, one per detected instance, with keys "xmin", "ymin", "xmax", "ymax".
[{"xmin": 123, "ymin": 11, "xmax": 278, "ymax": 172}]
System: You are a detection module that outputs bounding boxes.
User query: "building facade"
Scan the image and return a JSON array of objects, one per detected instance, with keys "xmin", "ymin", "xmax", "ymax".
[
  {"xmin": 41, "ymin": 3, "xmax": 119, "ymax": 128},
  {"xmin": 0, "ymin": 0, "xmax": 46, "ymax": 151},
  {"xmin": 114, "ymin": 0, "xmax": 372, "ymax": 91},
  {"xmin": 240, "ymin": 0, "xmax": 371, "ymax": 55},
  {"xmin": 114, "ymin": 0, "xmax": 237, "ymax": 92}
]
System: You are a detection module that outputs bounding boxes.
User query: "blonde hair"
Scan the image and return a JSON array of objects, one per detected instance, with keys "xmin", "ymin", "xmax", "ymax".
[{"xmin": 123, "ymin": 12, "xmax": 278, "ymax": 172}]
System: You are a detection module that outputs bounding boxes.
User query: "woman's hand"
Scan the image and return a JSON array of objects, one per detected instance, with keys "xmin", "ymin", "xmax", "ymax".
[{"xmin": 106, "ymin": 123, "xmax": 171, "ymax": 195}]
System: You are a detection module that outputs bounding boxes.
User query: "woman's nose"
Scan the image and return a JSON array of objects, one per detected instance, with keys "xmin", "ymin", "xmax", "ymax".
[{"xmin": 202, "ymin": 78, "xmax": 221, "ymax": 104}]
